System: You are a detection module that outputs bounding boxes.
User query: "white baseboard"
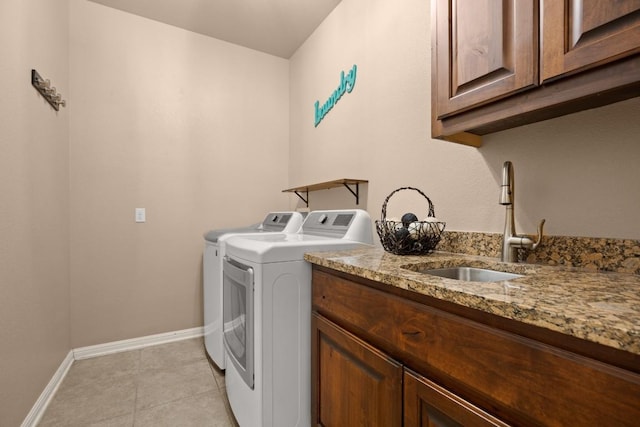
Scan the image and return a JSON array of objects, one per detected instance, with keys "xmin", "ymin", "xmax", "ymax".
[
  {"xmin": 20, "ymin": 350, "xmax": 74, "ymax": 427},
  {"xmin": 73, "ymin": 326, "xmax": 204, "ymax": 360},
  {"xmin": 21, "ymin": 327, "xmax": 204, "ymax": 426}
]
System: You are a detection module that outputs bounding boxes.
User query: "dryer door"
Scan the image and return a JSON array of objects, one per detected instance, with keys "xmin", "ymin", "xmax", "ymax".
[{"xmin": 222, "ymin": 256, "xmax": 254, "ymax": 389}]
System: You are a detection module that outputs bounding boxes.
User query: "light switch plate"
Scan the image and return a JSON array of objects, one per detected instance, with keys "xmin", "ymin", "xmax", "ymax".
[{"xmin": 135, "ymin": 208, "xmax": 146, "ymax": 223}]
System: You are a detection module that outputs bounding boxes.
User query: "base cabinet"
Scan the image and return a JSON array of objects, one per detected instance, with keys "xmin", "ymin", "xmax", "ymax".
[
  {"xmin": 312, "ymin": 310, "xmax": 511, "ymax": 427},
  {"xmin": 311, "ymin": 313, "xmax": 402, "ymax": 427},
  {"xmin": 404, "ymin": 369, "xmax": 509, "ymax": 427},
  {"xmin": 311, "ymin": 266, "xmax": 640, "ymax": 426}
]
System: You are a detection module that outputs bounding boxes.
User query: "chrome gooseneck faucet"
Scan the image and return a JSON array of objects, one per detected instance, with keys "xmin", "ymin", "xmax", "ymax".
[{"xmin": 500, "ymin": 161, "xmax": 545, "ymax": 262}]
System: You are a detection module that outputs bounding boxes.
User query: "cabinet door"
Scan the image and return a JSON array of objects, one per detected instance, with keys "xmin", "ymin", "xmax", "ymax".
[
  {"xmin": 541, "ymin": 0, "xmax": 640, "ymax": 82},
  {"xmin": 311, "ymin": 313, "xmax": 402, "ymax": 427},
  {"xmin": 432, "ymin": 0, "xmax": 537, "ymax": 118},
  {"xmin": 404, "ymin": 369, "xmax": 511, "ymax": 427}
]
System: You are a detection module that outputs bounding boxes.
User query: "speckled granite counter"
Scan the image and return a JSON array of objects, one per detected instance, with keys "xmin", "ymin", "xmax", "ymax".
[{"xmin": 304, "ymin": 247, "xmax": 640, "ymax": 356}]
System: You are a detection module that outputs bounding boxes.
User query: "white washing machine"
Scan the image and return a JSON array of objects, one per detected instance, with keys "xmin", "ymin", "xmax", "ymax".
[
  {"xmin": 203, "ymin": 211, "xmax": 304, "ymax": 369},
  {"xmin": 222, "ymin": 210, "xmax": 373, "ymax": 427}
]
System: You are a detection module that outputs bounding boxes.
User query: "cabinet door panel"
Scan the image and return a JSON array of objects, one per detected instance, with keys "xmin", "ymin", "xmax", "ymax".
[
  {"xmin": 404, "ymin": 369, "xmax": 511, "ymax": 427},
  {"xmin": 433, "ymin": 0, "xmax": 537, "ymax": 118},
  {"xmin": 541, "ymin": 0, "xmax": 640, "ymax": 81},
  {"xmin": 311, "ymin": 313, "xmax": 402, "ymax": 427}
]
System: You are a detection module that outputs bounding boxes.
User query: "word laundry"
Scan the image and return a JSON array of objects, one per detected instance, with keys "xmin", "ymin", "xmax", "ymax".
[{"xmin": 314, "ymin": 64, "xmax": 358, "ymax": 127}]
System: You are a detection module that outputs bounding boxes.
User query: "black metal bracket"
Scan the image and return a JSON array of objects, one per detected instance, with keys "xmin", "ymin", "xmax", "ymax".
[
  {"xmin": 342, "ymin": 182, "xmax": 361, "ymax": 205},
  {"xmin": 293, "ymin": 190, "xmax": 309, "ymax": 206}
]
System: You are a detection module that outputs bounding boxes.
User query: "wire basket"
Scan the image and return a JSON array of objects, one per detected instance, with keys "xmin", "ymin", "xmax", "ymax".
[{"xmin": 375, "ymin": 187, "xmax": 446, "ymax": 255}]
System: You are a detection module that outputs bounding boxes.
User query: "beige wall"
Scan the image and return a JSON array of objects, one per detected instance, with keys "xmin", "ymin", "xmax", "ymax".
[
  {"xmin": 289, "ymin": 0, "xmax": 640, "ymax": 240},
  {"xmin": 3, "ymin": 0, "xmax": 640, "ymax": 423},
  {"xmin": 0, "ymin": 0, "xmax": 70, "ymax": 425},
  {"xmin": 68, "ymin": 0, "xmax": 291, "ymax": 347}
]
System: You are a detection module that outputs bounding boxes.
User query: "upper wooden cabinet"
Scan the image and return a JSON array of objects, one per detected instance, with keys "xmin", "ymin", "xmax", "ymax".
[
  {"xmin": 434, "ymin": 0, "xmax": 538, "ymax": 117},
  {"xmin": 432, "ymin": 0, "xmax": 640, "ymax": 146},
  {"xmin": 541, "ymin": 0, "xmax": 640, "ymax": 81}
]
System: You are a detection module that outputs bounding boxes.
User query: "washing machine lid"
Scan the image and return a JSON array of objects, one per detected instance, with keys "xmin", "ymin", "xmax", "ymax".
[
  {"xmin": 225, "ymin": 233, "xmax": 371, "ymax": 263},
  {"xmin": 203, "ymin": 211, "xmax": 304, "ymax": 243},
  {"xmin": 204, "ymin": 224, "xmax": 261, "ymax": 243},
  {"xmin": 301, "ymin": 210, "xmax": 372, "ymax": 242},
  {"xmin": 224, "ymin": 210, "xmax": 373, "ymax": 263}
]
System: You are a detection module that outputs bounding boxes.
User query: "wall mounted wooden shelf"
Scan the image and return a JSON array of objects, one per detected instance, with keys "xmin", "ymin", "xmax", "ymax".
[{"xmin": 283, "ymin": 179, "xmax": 368, "ymax": 207}]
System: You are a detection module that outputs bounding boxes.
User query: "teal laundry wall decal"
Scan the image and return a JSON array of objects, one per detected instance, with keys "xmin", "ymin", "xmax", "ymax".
[{"xmin": 314, "ymin": 64, "xmax": 357, "ymax": 127}]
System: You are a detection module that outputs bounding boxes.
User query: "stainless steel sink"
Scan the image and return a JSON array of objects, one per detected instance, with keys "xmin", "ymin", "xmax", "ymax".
[{"xmin": 421, "ymin": 266, "xmax": 523, "ymax": 282}]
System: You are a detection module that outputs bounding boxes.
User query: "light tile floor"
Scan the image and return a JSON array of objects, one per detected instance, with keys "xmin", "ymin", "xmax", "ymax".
[{"xmin": 39, "ymin": 338, "xmax": 239, "ymax": 426}]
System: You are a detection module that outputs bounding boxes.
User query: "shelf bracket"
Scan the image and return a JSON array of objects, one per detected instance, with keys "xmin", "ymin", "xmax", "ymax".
[
  {"xmin": 294, "ymin": 190, "xmax": 309, "ymax": 207},
  {"xmin": 343, "ymin": 182, "xmax": 361, "ymax": 205}
]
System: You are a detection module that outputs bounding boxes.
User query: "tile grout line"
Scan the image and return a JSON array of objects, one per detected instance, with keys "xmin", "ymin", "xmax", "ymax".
[
  {"xmin": 131, "ymin": 349, "xmax": 142, "ymax": 426},
  {"xmin": 132, "ymin": 352, "xmax": 221, "ymax": 415},
  {"xmin": 206, "ymin": 358, "xmax": 237, "ymax": 426}
]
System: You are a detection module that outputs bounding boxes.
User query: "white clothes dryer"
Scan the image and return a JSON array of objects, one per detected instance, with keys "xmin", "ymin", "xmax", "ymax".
[
  {"xmin": 222, "ymin": 210, "xmax": 373, "ymax": 427},
  {"xmin": 203, "ymin": 211, "xmax": 304, "ymax": 369}
]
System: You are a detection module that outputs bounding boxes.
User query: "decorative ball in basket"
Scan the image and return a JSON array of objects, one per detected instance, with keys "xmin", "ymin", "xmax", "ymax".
[{"xmin": 375, "ymin": 187, "xmax": 446, "ymax": 255}]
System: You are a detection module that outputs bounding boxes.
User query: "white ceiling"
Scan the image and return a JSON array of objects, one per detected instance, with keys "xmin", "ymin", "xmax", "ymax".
[{"xmin": 88, "ymin": 0, "xmax": 342, "ymax": 58}]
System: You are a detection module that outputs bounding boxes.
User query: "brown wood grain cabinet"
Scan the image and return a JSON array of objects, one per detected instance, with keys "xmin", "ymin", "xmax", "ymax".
[
  {"xmin": 311, "ymin": 313, "xmax": 402, "ymax": 427},
  {"xmin": 541, "ymin": 0, "xmax": 640, "ymax": 82},
  {"xmin": 431, "ymin": 0, "xmax": 640, "ymax": 146},
  {"xmin": 404, "ymin": 369, "xmax": 510, "ymax": 427},
  {"xmin": 433, "ymin": 0, "xmax": 538, "ymax": 119},
  {"xmin": 311, "ymin": 265, "xmax": 640, "ymax": 426}
]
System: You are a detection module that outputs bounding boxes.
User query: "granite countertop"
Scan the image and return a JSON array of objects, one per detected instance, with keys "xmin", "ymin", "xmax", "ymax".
[{"xmin": 304, "ymin": 247, "xmax": 640, "ymax": 356}]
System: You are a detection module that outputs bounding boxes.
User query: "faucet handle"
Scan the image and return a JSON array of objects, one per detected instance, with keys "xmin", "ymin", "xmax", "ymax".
[{"xmin": 531, "ymin": 219, "xmax": 546, "ymax": 250}]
